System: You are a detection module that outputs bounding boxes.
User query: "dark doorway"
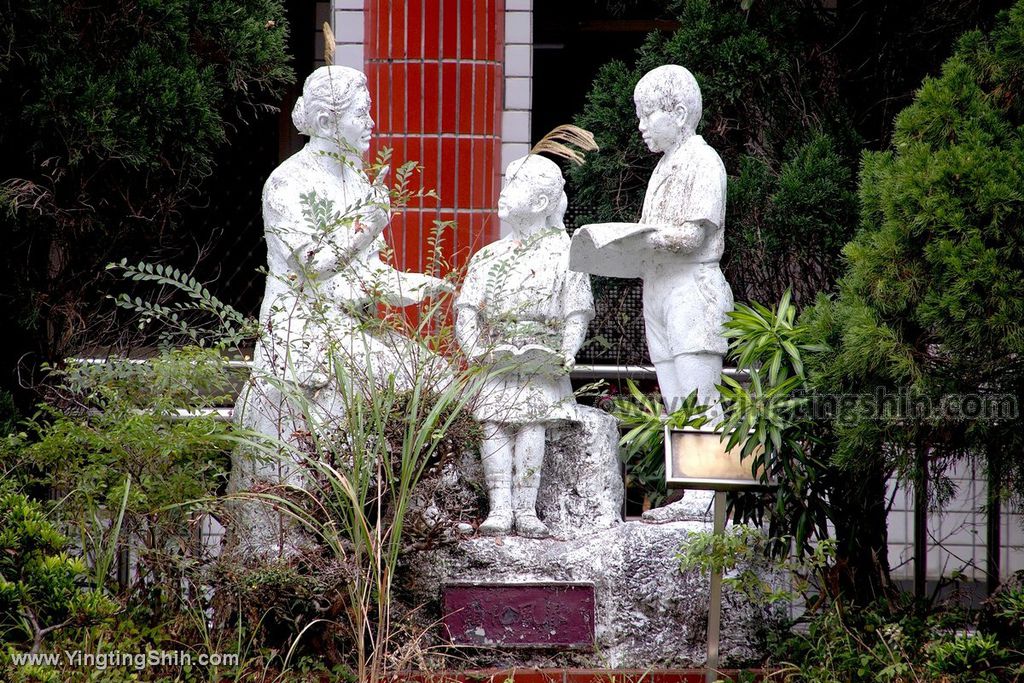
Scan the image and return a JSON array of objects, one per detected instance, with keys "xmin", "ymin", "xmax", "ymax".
[{"xmin": 532, "ymin": 1, "xmax": 672, "ymax": 145}]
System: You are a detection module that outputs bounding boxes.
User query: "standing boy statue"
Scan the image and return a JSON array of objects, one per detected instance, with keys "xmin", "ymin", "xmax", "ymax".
[{"xmin": 570, "ymin": 64, "xmax": 733, "ymax": 419}]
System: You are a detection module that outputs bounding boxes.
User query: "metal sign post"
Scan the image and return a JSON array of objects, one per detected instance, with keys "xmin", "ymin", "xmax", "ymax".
[
  {"xmin": 706, "ymin": 490, "xmax": 727, "ymax": 683},
  {"xmin": 663, "ymin": 426, "xmax": 771, "ymax": 683}
]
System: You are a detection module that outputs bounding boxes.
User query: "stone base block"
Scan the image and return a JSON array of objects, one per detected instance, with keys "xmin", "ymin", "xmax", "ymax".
[{"xmin": 402, "ymin": 519, "xmax": 779, "ymax": 669}]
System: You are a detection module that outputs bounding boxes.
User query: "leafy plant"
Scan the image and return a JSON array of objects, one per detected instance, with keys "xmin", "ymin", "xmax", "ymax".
[
  {"xmin": 772, "ymin": 600, "xmax": 937, "ymax": 683},
  {"xmin": 993, "ymin": 587, "xmax": 1024, "ymax": 626},
  {"xmin": 0, "ymin": 489, "xmax": 118, "ymax": 654},
  {"xmin": 8, "ymin": 346, "xmax": 235, "ymax": 620},
  {"xmin": 979, "ymin": 578, "xmax": 1024, "ymax": 653},
  {"xmin": 107, "ymin": 261, "xmax": 256, "ymax": 349},
  {"xmin": 678, "ymin": 524, "xmax": 836, "ymax": 607},
  {"xmin": 717, "ymin": 291, "xmax": 834, "ymax": 559},
  {"xmin": 0, "ymin": 347, "xmax": 348, "ymax": 680},
  {"xmin": 611, "ymin": 379, "xmax": 709, "ymax": 507},
  {"xmin": 234, "ymin": 361, "xmax": 485, "ymax": 680},
  {"xmin": 926, "ymin": 632, "xmax": 1014, "ymax": 683}
]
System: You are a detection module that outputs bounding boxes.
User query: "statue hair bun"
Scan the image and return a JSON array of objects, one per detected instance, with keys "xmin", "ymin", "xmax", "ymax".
[{"xmin": 291, "ymin": 96, "xmax": 308, "ymax": 135}]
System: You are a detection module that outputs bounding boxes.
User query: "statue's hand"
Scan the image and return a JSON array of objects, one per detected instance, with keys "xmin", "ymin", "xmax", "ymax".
[
  {"xmin": 372, "ymin": 165, "xmax": 390, "ymax": 187},
  {"xmin": 421, "ymin": 276, "xmax": 455, "ymax": 296},
  {"xmin": 648, "ymin": 230, "xmax": 681, "ymax": 252},
  {"xmin": 370, "ymin": 166, "xmax": 391, "ymax": 206},
  {"xmin": 647, "ymin": 221, "xmax": 705, "ymax": 253},
  {"xmin": 358, "ymin": 204, "xmax": 390, "ymax": 236},
  {"xmin": 560, "ymin": 352, "xmax": 576, "ymax": 375},
  {"xmin": 404, "ymin": 275, "xmax": 454, "ymax": 303},
  {"xmin": 382, "ymin": 272, "xmax": 453, "ymax": 307},
  {"xmin": 359, "ymin": 166, "xmax": 392, "ymax": 235}
]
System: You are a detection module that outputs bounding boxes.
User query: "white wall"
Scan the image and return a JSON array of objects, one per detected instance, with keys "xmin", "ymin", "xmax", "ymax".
[
  {"xmin": 887, "ymin": 460, "xmax": 1024, "ymax": 583},
  {"xmin": 331, "ymin": 0, "xmax": 365, "ymax": 70},
  {"xmin": 500, "ymin": 0, "xmax": 533, "ymax": 194}
]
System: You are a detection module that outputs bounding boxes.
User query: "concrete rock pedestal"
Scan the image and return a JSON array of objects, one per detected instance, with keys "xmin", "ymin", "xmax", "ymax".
[{"xmin": 401, "ymin": 407, "xmax": 778, "ymax": 669}]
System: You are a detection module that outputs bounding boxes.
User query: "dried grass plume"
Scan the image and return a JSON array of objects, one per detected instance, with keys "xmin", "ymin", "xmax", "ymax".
[
  {"xmin": 530, "ymin": 125, "xmax": 599, "ymax": 165},
  {"xmin": 323, "ymin": 22, "xmax": 336, "ymax": 65}
]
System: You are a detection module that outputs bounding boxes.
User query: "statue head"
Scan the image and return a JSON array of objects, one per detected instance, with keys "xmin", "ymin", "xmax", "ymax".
[
  {"xmin": 498, "ymin": 154, "xmax": 568, "ymax": 232},
  {"xmin": 633, "ymin": 65, "xmax": 702, "ymax": 153},
  {"xmin": 292, "ymin": 66, "xmax": 373, "ymax": 154}
]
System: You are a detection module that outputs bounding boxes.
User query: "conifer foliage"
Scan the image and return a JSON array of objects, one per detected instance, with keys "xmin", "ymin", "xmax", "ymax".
[{"xmin": 808, "ymin": 1, "xmax": 1024, "ymax": 584}]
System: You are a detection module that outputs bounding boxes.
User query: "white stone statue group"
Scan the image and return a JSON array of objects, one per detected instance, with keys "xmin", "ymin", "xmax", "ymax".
[{"xmin": 232, "ymin": 63, "xmax": 733, "ymax": 550}]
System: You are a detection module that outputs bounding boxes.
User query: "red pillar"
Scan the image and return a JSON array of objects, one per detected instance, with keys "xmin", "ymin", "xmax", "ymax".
[{"xmin": 365, "ymin": 0, "xmax": 505, "ymax": 274}]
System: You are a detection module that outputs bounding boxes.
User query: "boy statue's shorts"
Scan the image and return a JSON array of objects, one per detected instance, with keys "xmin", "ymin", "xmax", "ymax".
[{"xmin": 642, "ymin": 263, "xmax": 732, "ymax": 363}]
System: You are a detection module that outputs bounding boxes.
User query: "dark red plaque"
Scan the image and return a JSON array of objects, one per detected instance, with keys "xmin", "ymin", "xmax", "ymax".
[{"xmin": 442, "ymin": 581, "xmax": 595, "ymax": 649}]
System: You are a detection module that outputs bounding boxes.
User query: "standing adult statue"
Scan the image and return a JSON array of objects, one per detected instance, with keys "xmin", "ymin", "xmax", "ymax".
[
  {"xmin": 569, "ymin": 65, "xmax": 733, "ymax": 419},
  {"xmin": 230, "ymin": 65, "xmax": 450, "ymax": 556}
]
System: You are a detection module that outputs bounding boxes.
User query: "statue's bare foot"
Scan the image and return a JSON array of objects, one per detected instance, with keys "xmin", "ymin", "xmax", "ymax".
[
  {"xmin": 514, "ymin": 513, "xmax": 550, "ymax": 539},
  {"xmin": 478, "ymin": 511, "xmax": 513, "ymax": 536}
]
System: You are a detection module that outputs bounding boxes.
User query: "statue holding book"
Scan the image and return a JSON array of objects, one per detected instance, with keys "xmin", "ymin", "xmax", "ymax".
[
  {"xmin": 455, "ymin": 154, "xmax": 594, "ymax": 538},
  {"xmin": 570, "ymin": 64, "xmax": 733, "ymax": 420}
]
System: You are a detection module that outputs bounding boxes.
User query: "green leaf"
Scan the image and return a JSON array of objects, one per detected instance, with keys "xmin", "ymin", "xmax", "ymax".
[
  {"xmin": 768, "ymin": 349, "xmax": 783, "ymax": 385},
  {"xmin": 781, "ymin": 340, "xmax": 804, "ymax": 377},
  {"xmin": 777, "ymin": 288, "xmax": 792, "ymax": 323}
]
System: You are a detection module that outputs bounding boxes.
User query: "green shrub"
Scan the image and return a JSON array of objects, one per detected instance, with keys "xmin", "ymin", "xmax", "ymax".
[
  {"xmin": 806, "ymin": 0, "xmax": 1024, "ymax": 596},
  {"xmin": 611, "ymin": 379, "xmax": 709, "ymax": 507},
  {"xmin": 719, "ymin": 292, "xmax": 838, "ymax": 559},
  {"xmin": 8, "ymin": 347, "xmax": 235, "ymax": 617},
  {"xmin": 774, "ymin": 594, "xmax": 1024, "ymax": 682},
  {"xmin": 718, "ymin": 0, "xmax": 1024, "ymax": 605},
  {"xmin": 980, "ymin": 575, "xmax": 1024, "ymax": 650},
  {"xmin": 729, "ymin": 134, "xmax": 858, "ymax": 304},
  {"xmin": 0, "ymin": 489, "xmax": 118, "ymax": 654},
  {"xmin": 775, "ymin": 599, "xmax": 937, "ymax": 683},
  {"xmin": 677, "ymin": 523, "xmax": 835, "ymax": 607},
  {"xmin": 1, "ymin": 348, "xmax": 316, "ymax": 680},
  {"xmin": 719, "ymin": 291, "xmax": 895, "ymax": 601},
  {"xmin": 0, "ymin": 0, "xmax": 292, "ymax": 371},
  {"xmin": 926, "ymin": 632, "xmax": 1012, "ymax": 683}
]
